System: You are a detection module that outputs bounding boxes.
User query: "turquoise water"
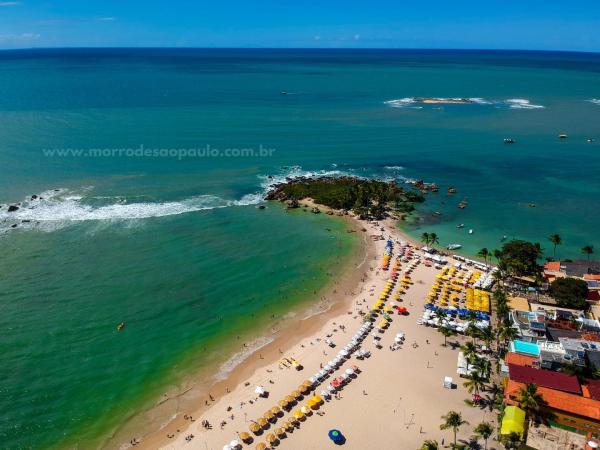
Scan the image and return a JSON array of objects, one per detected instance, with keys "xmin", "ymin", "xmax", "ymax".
[
  {"xmin": 511, "ymin": 340, "xmax": 541, "ymax": 356},
  {"xmin": 1, "ymin": 49, "xmax": 600, "ymax": 448}
]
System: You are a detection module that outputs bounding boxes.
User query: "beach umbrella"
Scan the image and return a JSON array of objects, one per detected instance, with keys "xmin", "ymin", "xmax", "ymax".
[
  {"xmin": 284, "ymin": 395, "xmax": 294, "ymax": 403},
  {"xmin": 293, "ymin": 410, "xmax": 305, "ymax": 420},
  {"xmin": 255, "ymin": 386, "xmax": 266, "ymax": 396},
  {"xmin": 270, "ymin": 406, "xmax": 281, "ymax": 415},
  {"xmin": 230, "ymin": 440, "xmax": 240, "ymax": 449},
  {"xmin": 345, "ymin": 368, "xmax": 355, "ymax": 376},
  {"xmin": 291, "ymin": 390, "xmax": 302, "ymax": 399},
  {"xmin": 284, "ymin": 420, "xmax": 294, "ymax": 431},
  {"xmin": 328, "ymin": 429, "xmax": 344, "ymax": 444},
  {"xmin": 327, "ymin": 383, "xmax": 335, "ymax": 392},
  {"xmin": 300, "ymin": 405, "xmax": 310, "ymax": 414},
  {"xmin": 278, "ymin": 399, "xmax": 288, "ymax": 408},
  {"xmin": 308, "ymin": 376, "xmax": 317, "ymax": 384},
  {"xmin": 249, "ymin": 422, "xmax": 261, "ymax": 434},
  {"xmin": 239, "ymin": 431, "xmax": 251, "ymax": 442},
  {"xmin": 257, "ymin": 417, "xmax": 268, "ymax": 428},
  {"xmin": 255, "ymin": 444, "xmax": 267, "ymax": 450},
  {"xmin": 311, "ymin": 395, "xmax": 323, "ymax": 404},
  {"xmin": 263, "ymin": 411, "xmax": 274, "ymax": 420},
  {"xmin": 223, "ymin": 446, "xmax": 232, "ymax": 450},
  {"xmin": 302, "ymin": 380, "xmax": 312, "ymax": 387},
  {"xmin": 321, "ymin": 389, "xmax": 331, "ymax": 398}
]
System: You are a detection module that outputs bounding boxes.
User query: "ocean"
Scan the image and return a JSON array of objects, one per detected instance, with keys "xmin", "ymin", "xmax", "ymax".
[{"xmin": 1, "ymin": 48, "xmax": 599, "ymax": 448}]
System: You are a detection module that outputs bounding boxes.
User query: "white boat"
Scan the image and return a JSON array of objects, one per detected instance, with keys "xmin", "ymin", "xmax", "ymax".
[
  {"xmin": 447, "ymin": 244, "xmax": 462, "ymax": 250},
  {"xmin": 468, "ymin": 229, "xmax": 474, "ymax": 234}
]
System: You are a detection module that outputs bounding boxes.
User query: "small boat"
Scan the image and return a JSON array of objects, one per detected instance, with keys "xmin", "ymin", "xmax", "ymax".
[
  {"xmin": 504, "ymin": 138, "xmax": 515, "ymax": 144},
  {"xmin": 281, "ymin": 91, "xmax": 288, "ymax": 95},
  {"xmin": 447, "ymin": 244, "xmax": 462, "ymax": 250},
  {"xmin": 559, "ymin": 133, "xmax": 568, "ymax": 139},
  {"xmin": 447, "ymin": 187, "xmax": 457, "ymax": 194},
  {"xmin": 588, "ymin": 138, "xmax": 595, "ymax": 143},
  {"xmin": 501, "ymin": 235, "xmax": 507, "ymax": 241},
  {"xmin": 434, "ymin": 211, "xmax": 442, "ymax": 216},
  {"xmin": 468, "ymin": 229, "xmax": 474, "ymax": 235},
  {"xmin": 456, "ymin": 223, "xmax": 465, "ymax": 229},
  {"xmin": 117, "ymin": 321, "xmax": 125, "ymax": 331}
]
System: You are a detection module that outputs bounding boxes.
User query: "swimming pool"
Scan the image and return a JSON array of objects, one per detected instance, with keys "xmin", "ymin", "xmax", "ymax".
[{"xmin": 511, "ymin": 340, "xmax": 540, "ymax": 356}]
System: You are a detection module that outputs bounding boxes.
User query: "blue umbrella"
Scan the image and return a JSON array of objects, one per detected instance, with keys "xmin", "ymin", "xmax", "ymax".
[{"xmin": 328, "ymin": 429, "xmax": 344, "ymax": 444}]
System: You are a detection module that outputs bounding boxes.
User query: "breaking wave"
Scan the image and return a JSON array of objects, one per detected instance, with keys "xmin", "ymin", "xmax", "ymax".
[
  {"xmin": 588, "ymin": 99, "xmax": 600, "ymax": 106},
  {"xmin": 0, "ymin": 188, "xmax": 262, "ymax": 234},
  {"xmin": 384, "ymin": 97, "xmax": 545, "ymax": 110}
]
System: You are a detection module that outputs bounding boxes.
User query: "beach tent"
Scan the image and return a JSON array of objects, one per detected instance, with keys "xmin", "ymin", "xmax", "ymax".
[
  {"xmin": 500, "ymin": 406, "xmax": 526, "ymax": 438},
  {"xmin": 328, "ymin": 429, "xmax": 345, "ymax": 444}
]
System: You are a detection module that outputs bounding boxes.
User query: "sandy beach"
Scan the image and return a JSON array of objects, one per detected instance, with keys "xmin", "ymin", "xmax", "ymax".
[{"xmin": 131, "ymin": 209, "xmax": 493, "ymax": 450}]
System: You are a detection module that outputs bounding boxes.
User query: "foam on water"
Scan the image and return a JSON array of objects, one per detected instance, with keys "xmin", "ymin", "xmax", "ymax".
[
  {"xmin": 0, "ymin": 188, "xmax": 262, "ymax": 234},
  {"xmin": 214, "ymin": 336, "xmax": 275, "ymax": 382},
  {"xmin": 384, "ymin": 97, "xmax": 544, "ymax": 109},
  {"xmin": 588, "ymin": 99, "xmax": 600, "ymax": 106}
]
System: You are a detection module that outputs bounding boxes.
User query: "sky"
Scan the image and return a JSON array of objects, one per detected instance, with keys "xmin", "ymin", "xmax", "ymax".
[{"xmin": 1, "ymin": 1, "xmax": 599, "ymax": 52}]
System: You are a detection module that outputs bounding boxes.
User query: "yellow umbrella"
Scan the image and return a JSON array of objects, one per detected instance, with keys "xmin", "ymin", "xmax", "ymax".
[
  {"xmin": 291, "ymin": 390, "xmax": 302, "ymax": 398},
  {"xmin": 266, "ymin": 434, "xmax": 277, "ymax": 444},
  {"xmin": 302, "ymin": 380, "xmax": 312, "ymax": 387},
  {"xmin": 255, "ymin": 443, "xmax": 268, "ymax": 450},
  {"xmin": 293, "ymin": 410, "xmax": 305, "ymax": 420},
  {"xmin": 301, "ymin": 405, "xmax": 310, "ymax": 414},
  {"xmin": 312, "ymin": 395, "xmax": 323, "ymax": 403},
  {"xmin": 275, "ymin": 427, "xmax": 286, "ymax": 437},
  {"xmin": 270, "ymin": 406, "xmax": 281, "ymax": 415},
  {"xmin": 257, "ymin": 417, "xmax": 268, "ymax": 428},
  {"xmin": 284, "ymin": 395, "xmax": 295, "ymax": 403},
  {"xmin": 278, "ymin": 399, "xmax": 288, "ymax": 408},
  {"xmin": 263, "ymin": 411, "xmax": 274, "ymax": 420},
  {"xmin": 239, "ymin": 431, "xmax": 251, "ymax": 442},
  {"xmin": 284, "ymin": 420, "xmax": 294, "ymax": 430},
  {"xmin": 249, "ymin": 422, "xmax": 261, "ymax": 434}
]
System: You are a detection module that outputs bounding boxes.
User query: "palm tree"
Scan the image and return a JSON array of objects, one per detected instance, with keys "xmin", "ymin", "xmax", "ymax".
[
  {"xmin": 463, "ymin": 372, "xmax": 486, "ymax": 395},
  {"xmin": 497, "ymin": 324, "xmax": 518, "ymax": 352},
  {"xmin": 473, "ymin": 356, "xmax": 492, "ymax": 380},
  {"xmin": 465, "ymin": 321, "xmax": 481, "ymax": 345},
  {"xmin": 429, "ymin": 232, "xmax": 440, "ymax": 247},
  {"xmin": 421, "ymin": 232, "xmax": 431, "ymax": 246},
  {"xmin": 439, "ymin": 325, "xmax": 456, "ymax": 347},
  {"xmin": 548, "ymin": 234, "xmax": 562, "ymax": 260},
  {"xmin": 582, "ymin": 245, "xmax": 594, "ymax": 261},
  {"xmin": 502, "ymin": 431, "xmax": 522, "ymax": 449},
  {"xmin": 419, "ymin": 439, "xmax": 439, "ymax": 450},
  {"xmin": 461, "ymin": 342, "xmax": 478, "ymax": 364},
  {"xmin": 440, "ymin": 410, "xmax": 468, "ymax": 449},
  {"xmin": 474, "ymin": 421, "xmax": 494, "ymax": 450},
  {"xmin": 478, "ymin": 326, "xmax": 495, "ymax": 352},
  {"xmin": 516, "ymin": 382, "xmax": 544, "ymax": 422},
  {"xmin": 477, "ymin": 248, "xmax": 490, "ymax": 267}
]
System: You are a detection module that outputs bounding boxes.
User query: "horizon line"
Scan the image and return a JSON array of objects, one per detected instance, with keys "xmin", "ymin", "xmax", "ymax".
[{"xmin": 1, "ymin": 46, "xmax": 600, "ymax": 56}]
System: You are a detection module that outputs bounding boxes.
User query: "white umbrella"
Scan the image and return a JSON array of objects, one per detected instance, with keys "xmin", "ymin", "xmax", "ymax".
[
  {"xmin": 254, "ymin": 386, "xmax": 265, "ymax": 395},
  {"xmin": 317, "ymin": 369, "xmax": 327, "ymax": 378},
  {"xmin": 324, "ymin": 364, "xmax": 333, "ymax": 372},
  {"xmin": 321, "ymin": 389, "xmax": 331, "ymax": 398},
  {"xmin": 223, "ymin": 445, "xmax": 232, "ymax": 450},
  {"xmin": 230, "ymin": 440, "xmax": 240, "ymax": 448},
  {"xmin": 308, "ymin": 376, "xmax": 316, "ymax": 384},
  {"xmin": 327, "ymin": 384, "xmax": 335, "ymax": 392},
  {"xmin": 345, "ymin": 368, "xmax": 355, "ymax": 376},
  {"xmin": 341, "ymin": 373, "xmax": 349, "ymax": 380}
]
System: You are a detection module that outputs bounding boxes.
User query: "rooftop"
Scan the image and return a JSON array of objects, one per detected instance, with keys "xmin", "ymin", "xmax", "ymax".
[
  {"xmin": 508, "ymin": 363, "xmax": 581, "ymax": 394},
  {"xmin": 506, "ymin": 380, "xmax": 600, "ymax": 421}
]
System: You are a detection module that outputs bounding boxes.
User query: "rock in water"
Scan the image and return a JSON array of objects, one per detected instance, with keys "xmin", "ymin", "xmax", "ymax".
[{"xmin": 7, "ymin": 205, "xmax": 19, "ymax": 212}]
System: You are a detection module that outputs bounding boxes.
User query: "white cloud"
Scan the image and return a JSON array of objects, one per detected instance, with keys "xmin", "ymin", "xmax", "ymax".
[
  {"xmin": 0, "ymin": 1, "xmax": 21, "ymax": 6},
  {"xmin": 0, "ymin": 32, "xmax": 40, "ymax": 43}
]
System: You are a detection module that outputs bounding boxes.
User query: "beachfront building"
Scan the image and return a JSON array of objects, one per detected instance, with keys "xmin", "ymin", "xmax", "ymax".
[{"xmin": 504, "ymin": 355, "xmax": 600, "ymax": 434}]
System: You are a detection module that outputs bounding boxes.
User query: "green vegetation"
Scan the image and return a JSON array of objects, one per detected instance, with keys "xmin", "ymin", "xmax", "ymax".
[
  {"xmin": 473, "ymin": 421, "xmax": 494, "ymax": 450},
  {"xmin": 548, "ymin": 234, "xmax": 562, "ymax": 260},
  {"xmin": 421, "ymin": 232, "xmax": 439, "ymax": 248},
  {"xmin": 516, "ymin": 383, "xmax": 545, "ymax": 423},
  {"xmin": 496, "ymin": 239, "xmax": 543, "ymax": 277},
  {"xmin": 419, "ymin": 440, "xmax": 439, "ymax": 450},
  {"xmin": 581, "ymin": 245, "xmax": 594, "ymax": 261},
  {"xmin": 266, "ymin": 176, "xmax": 425, "ymax": 220},
  {"xmin": 548, "ymin": 277, "xmax": 589, "ymax": 310},
  {"xmin": 440, "ymin": 411, "xmax": 469, "ymax": 449}
]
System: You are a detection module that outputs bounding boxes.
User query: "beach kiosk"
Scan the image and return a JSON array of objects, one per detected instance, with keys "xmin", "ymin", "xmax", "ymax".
[{"xmin": 500, "ymin": 406, "xmax": 526, "ymax": 438}]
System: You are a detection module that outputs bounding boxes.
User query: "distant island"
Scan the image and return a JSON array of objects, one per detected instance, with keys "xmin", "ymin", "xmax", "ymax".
[{"xmin": 265, "ymin": 176, "xmax": 425, "ymax": 220}]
